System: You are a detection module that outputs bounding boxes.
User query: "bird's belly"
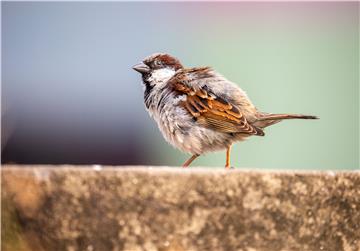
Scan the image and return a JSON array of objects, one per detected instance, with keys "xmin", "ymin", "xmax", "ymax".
[
  {"xmin": 176, "ymin": 127, "xmax": 234, "ymax": 155},
  {"xmin": 152, "ymin": 107, "xmax": 235, "ymax": 155}
]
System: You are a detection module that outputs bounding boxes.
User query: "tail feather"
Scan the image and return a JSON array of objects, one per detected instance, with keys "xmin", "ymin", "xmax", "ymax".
[
  {"xmin": 254, "ymin": 113, "xmax": 318, "ymax": 128},
  {"xmin": 257, "ymin": 113, "xmax": 319, "ymax": 121}
]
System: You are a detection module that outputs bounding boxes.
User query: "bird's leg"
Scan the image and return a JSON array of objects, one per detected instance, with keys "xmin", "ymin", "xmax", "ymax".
[
  {"xmin": 225, "ymin": 145, "xmax": 232, "ymax": 169},
  {"xmin": 182, "ymin": 154, "xmax": 200, "ymax": 168}
]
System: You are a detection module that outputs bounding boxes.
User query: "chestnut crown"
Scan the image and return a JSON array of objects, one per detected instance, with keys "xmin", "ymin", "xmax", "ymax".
[{"xmin": 132, "ymin": 53, "xmax": 183, "ymax": 74}]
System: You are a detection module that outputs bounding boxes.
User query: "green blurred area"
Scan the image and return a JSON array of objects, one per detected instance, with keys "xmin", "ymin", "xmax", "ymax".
[{"xmin": 144, "ymin": 5, "xmax": 359, "ymax": 170}]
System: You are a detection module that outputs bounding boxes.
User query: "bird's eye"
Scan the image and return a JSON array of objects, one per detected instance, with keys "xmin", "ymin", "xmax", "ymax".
[{"xmin": 154, "ymin": 60, "xmax": 162, "ymax": 67}]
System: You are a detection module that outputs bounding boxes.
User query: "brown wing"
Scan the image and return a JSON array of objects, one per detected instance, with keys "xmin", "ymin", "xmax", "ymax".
[{"xmin": 169, "ymin": 68, "xmax": 264, "ymax": 136}]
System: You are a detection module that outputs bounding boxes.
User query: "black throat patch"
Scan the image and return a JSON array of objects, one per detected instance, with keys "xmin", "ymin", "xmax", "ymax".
[{"xmin": 142, "ymin": 75, "xmax": 154, "ymax": 108}]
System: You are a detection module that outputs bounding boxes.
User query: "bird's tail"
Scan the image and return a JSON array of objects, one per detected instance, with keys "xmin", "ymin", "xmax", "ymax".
[
  {"xmin": 255, "ymin": 113, "xmax": 318, "ymax": 128},
  {"xmin": 258, "ymin": 113, "xmax": 318, "ymax": 121}
]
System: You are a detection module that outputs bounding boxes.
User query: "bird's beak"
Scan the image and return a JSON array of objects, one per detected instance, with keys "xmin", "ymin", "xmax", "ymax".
[{"xmin": 132, "ymin": 62, "xmax": 150, "ymax": 74}]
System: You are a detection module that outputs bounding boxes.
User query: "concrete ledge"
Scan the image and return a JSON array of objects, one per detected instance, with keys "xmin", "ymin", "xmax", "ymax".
[{"xmin": 2, "ymin": 165, "xmax": 360, "ymax": 251}]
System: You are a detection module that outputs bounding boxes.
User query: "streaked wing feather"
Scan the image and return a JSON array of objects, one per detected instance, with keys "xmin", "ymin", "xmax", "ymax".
[{"xmin": 169, "ymin": 68, "xmax": 264, "ymax": 136}]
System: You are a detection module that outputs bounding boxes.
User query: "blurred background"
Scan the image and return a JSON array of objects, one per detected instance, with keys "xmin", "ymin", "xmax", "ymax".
[{"xmin": 1, "ymin": 2, "xmax": 359, "ymax": 169}]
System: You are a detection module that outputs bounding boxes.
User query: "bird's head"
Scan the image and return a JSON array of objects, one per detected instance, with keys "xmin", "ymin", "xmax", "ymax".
[{"xmin": 133, "ymin": 53, "xmax": 183, "ymax": 86}]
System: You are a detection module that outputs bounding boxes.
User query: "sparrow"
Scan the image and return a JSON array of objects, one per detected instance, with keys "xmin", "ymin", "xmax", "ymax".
[{"xmin": 133, "ymin": 53, "xmax": 318, "ymax": 168}]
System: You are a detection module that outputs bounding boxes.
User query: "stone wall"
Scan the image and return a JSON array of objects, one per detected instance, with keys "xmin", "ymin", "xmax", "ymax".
[{"xmin": 2, "ymin": 165, "xmax": 360, "ymax": 251}]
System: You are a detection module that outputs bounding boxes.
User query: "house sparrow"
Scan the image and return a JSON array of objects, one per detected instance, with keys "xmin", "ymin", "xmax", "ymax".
[{"xmin": 133, "ymin": 53, "xmax": 318, "ymax": 168}]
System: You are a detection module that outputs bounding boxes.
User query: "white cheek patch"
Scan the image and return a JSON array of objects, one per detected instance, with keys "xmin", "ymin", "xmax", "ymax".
[{"xmin": 149, "ymin": 68, "xmax": 176, "ymax": 84}]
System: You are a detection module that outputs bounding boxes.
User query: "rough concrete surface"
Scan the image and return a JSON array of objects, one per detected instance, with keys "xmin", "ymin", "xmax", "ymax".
[{"xmin": 1, "ymin": 165, "xmax": 360, "ymax": 251}]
